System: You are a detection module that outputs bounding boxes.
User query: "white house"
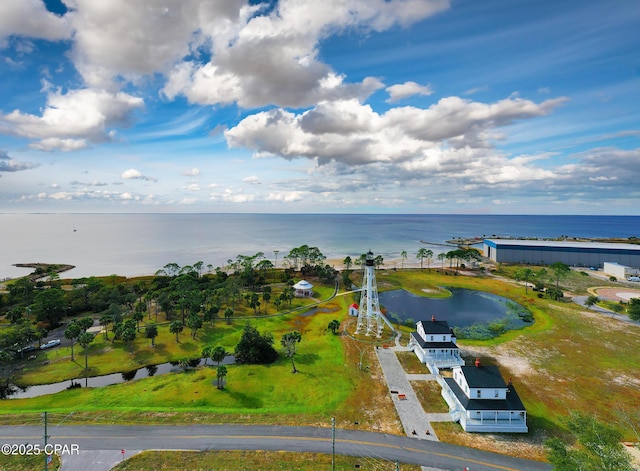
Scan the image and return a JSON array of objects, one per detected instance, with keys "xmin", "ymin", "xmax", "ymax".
[
  {"xmin": 441, "ymin": 358, "xmax": 528, "ymax": 433},
  {"xmin": 408, "ymin": 316, "xmax": 464, "ymax": 372},
  {"xmin": 348, "ymin": 303, "xmax": 359, "ymax": 316},
  {"xmin": 293, "ymin": 280, "xmax": 314, "ymax": 297}
]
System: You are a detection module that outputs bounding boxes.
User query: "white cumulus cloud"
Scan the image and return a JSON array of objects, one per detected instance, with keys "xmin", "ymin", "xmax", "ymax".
[
  {"xmin": 386, "ymin": 81, "xmax": 433, "ymax": 102},
  {"xmin": 120, "ymin": 168, "xmax": 157, "ymax": 182},
  {"xmin": 0, "ymin": 88, "xmax": 144, "ymax": 151},
  {"xmin": 0, "ymin": 0, "xmax": 71, "ymax": 45}
]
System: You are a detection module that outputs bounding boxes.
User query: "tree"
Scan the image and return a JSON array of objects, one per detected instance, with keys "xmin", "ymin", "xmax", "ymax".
[
  {"xmin": 64, "ymin": 322, "xmax": 82, "ymax": 361},
  {"xmin": 281, "ymin": 331, "xmax": 302, "ymax": 373},
  {"xmin": 423, "ymin": 249, "xmax": 434, "ymax": 270},
  {"xmin": 169, "ymin": 320, "xmax": 184, "ymax": 343},
  {"xmin": 32, "ymin": 287, "xmax": 66, "ymax": 326},
  {"xmin": 99, "ymin": 314, "xmax": 112, "ymax": 340},
  {"xmin": 145, "ymin": 325, "xmax": 158, "ymax": 347},
  {"xmin": 234, "ymin": 323, "xmax": 278, "ymax": 364},
  {"xmin": 204, "ymin": 304, "xmax": 219, "ymax": 326},
  {"xmin": 328, "ymin": 319, "xmax": 341, "ymax": 334},
  {"xmin": 204, "ymin": 345, "xmax": 227, "ymax": 367},
  {"xmin": 77, "ymin": 332, "xmax": 95, "ymax": 370},
  {"xmin": 545, "ymin": 412, "xmax": 633, "ymax": 471},
  {"xmin": 216, "ymin": 365, "xmax": 227, "ymax": 389},
  {"xmin": 550, "ymin": 262, "xmax": 570, "ymax": 300},
  {"xmin": 416, "ymin": 248, "xmax": 429, "ymax": 270},
  {"xmin": 437, "ymin": 252, "xmax": 446, "ymax": 270},
  {"xmin": 77, "ymin": 316, "xmax": 94, "ymax": 332},
  {"xmin": 224, "ymin": 307, "xmax": 234, "ymax": 325},
  {"xmin": 6, "ymin": 308, "xmax": 23, "ymax": 324},
  {"xmin": 515, "ymin": 267, "xmax": 535, "ymax": 294},
  {"xmin": 211, "ymin": 346, "xmax": 227, "ymax": 367},
  {"xmin": 249, "ymin": 292, "xmax": 261, "ymax": 314},
  {"xmin": 374, "ymin": 255, "xmax": 384, "ymax": 268},
  {"xmin": 628, "ymin": 298, "xmax": 640, "ymax": 321},
  {"xmin": 202, "ymin": 345, "xmax": 213, "ymax": 365},
  {"xmin": 133, "ymin": 302, "xmax": 145, "ymax": 331},
  {"xmin": 343, "ymin": 256, "xmax": 353, "ymax": 271},
  {"xmin": 585, "ymin": 295, "xmax": 599, "ymax": 308},
  {"xmin": 262, "ymin": 290, "xmax": 271, "ymax": 314},
  {"xmin": 186, "ymin": 314, "xmax": 203, "ymax": 339},
  {"xmin": 400, "ymin": 250, "xmax": 407, "ymax": 269},
  {"xmin": 121, "ymin": 325, "xmax": 136, "ymax": 346}
]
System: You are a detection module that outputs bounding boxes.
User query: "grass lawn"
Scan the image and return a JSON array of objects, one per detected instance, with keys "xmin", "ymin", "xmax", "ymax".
[
  {"xmin": 1, "ymin": 294, "xmax": 401, "ymax": 434},
  {"xmin": 112, "ymin": 450, "xmax": 422, "ymax": 471},
  {"xmin": 0, "ymin": 453, "xmax": 60, "ymax": 471}
]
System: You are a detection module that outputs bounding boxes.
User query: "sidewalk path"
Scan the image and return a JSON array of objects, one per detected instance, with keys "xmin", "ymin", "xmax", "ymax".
[{"xmin": 375, "ymin": 345, "xmax": 451, "ymax": 442}]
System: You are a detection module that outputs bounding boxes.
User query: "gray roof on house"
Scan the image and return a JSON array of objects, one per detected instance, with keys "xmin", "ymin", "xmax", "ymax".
[
  {"xmin": 445, "ymin": 377, "xmax": 526, "ymax": 411},
  {"xmin": 459, "ymin": 365, "xmax": 506, "ymax": 388},
  {"xmin": 410, "ymin": 332, "xmax": 458, "ymax": 350},
  {"xmin": 417, "ymin": 319, "xmax": 454, "ymax": 335}
]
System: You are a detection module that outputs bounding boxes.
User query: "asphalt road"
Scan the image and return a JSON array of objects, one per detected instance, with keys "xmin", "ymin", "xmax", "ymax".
[{"xmin": 0, "ymin": 424, "xmax": 551, "ymax": 471}]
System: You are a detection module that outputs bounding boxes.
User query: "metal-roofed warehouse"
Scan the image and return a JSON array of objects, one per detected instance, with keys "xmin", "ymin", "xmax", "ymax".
[{"xmin": 483, "ymin": 239, "xmax": 640, "ymax": 268}]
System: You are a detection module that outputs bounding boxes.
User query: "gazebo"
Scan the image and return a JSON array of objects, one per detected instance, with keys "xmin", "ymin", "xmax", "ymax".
[{"xmin": 293, "ymin": 280, "xmax": 314, "ymax": 297}]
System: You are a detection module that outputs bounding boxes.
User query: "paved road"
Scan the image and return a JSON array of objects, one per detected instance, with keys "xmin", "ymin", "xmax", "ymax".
[
  {"xmin": 0, "ymin": 424, "xmax": 551, "ymax": 471},
  {"xmin": 573, "ymin": 296, "xmax": 640, "ymax": 326}
]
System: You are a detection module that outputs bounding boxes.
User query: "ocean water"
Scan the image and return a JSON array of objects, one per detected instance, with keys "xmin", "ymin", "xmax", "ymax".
[{"xmin": 1, "ymin": 213, "xmax": 638, "ymax": 279}]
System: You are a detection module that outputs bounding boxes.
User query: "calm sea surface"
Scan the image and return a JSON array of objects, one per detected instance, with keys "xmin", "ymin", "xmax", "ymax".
[{"xmin": 1, "ymin": 214, "xmax": 638, "ymax": 279}]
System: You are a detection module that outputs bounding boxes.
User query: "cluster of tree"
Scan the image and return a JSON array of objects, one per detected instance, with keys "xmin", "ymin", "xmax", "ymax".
[
  {"xmin": 342, "ymin": 253, "xmax": 384, "ymax": 271},
  {"xmin": 233, "ymin": 323, "xmax": 309, "ymax": 374},
  {"xmin": 0, "ymin": 321, "xmax": 41, "ymax": 397},
  {"xmin": 284, "ymin": 245, "xmax": 326, "ymax": 271},
  {"xmin": 63, "ymin": 317, "xmax": 95, "ymax": 369},
  {"xmin": 545, "ymin": 412, "xmax": 635, "ymax": 470},
  {"xmin": 234, "ymin": 323, "xmax": 278, "ymax": 365},
  {"xmin": 513, "ymin": 262, "xmax": 571, "ymax": 300},
  {"xmin": 202, "ymin": 345, "xmax": 228, "ymax": 389}
]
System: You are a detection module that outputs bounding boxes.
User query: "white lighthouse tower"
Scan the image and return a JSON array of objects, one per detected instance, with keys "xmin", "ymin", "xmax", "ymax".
[{"xmin": 355, "ymin": 250, "xmax": 384, "ymax": 337}]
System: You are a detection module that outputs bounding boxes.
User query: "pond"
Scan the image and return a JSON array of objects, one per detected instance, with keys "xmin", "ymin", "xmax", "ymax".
[
  {"xmin": 379, "ymin": 288, "xmax": 532, "ymax": 338},
  {"xmin": 3, "ymin": 355, "xmax": 235, "ymax": 400}
]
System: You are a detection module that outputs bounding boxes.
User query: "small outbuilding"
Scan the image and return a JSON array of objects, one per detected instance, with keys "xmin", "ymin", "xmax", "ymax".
[
  {"xmin": 348, "ymin": 303, "xmax": 359, "ymax": 316},
  {"xmin": 293, "ymin": 280, "xmax": 314, "ymax": 297},
  {"xmin": 603, "ymin": 262, "xmax": 640, "ymax": 280}
]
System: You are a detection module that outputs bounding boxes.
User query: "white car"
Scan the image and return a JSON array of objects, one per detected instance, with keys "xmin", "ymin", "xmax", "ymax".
[
  {"xmin": 629, "ymin": 276, "xmax": 640, "ymax": 282},
  {"xmin": 40, "ymin": 339, "xmax": 61, "ymax": 350}
]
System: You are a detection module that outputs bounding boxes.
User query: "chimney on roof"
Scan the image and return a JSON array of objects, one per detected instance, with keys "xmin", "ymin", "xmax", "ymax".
[
  {"xmin": 431, "ymin": 315, "xmax": 436, "ymax": 322},
  {"xmin": 475, "ymin": 358, "xmax": 481, "ymax": 368}
]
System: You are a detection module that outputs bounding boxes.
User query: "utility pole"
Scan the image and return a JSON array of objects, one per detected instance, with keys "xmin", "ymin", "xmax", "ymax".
[
  {"xmin": 331, "ymin": 417, "xmax": 335, "ymax": 471},
  {"xmin": 42, "ymin": 411, "xmax": 49, "ymax": 471}
]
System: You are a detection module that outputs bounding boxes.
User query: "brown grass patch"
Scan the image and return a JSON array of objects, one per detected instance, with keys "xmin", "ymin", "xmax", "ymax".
[
  {"xmin": 410, "ymin": 380, "xmax": 449, "ymax": 413},
  {"xmin": 395, "ymin": 351, "xmax": 428, "ymax": 374},
  {"xmin": 112, "ymin": 450, "xmax": 423, "ymax": 471},
  {"xmin": 432, "ymin": 422, "xmax": 549, "ymax": 462}
]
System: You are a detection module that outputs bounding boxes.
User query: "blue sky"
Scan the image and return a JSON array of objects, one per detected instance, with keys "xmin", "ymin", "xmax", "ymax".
[{"xmin": 0, "ymin": 0, "xmax": 638, "ymax": 214}]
